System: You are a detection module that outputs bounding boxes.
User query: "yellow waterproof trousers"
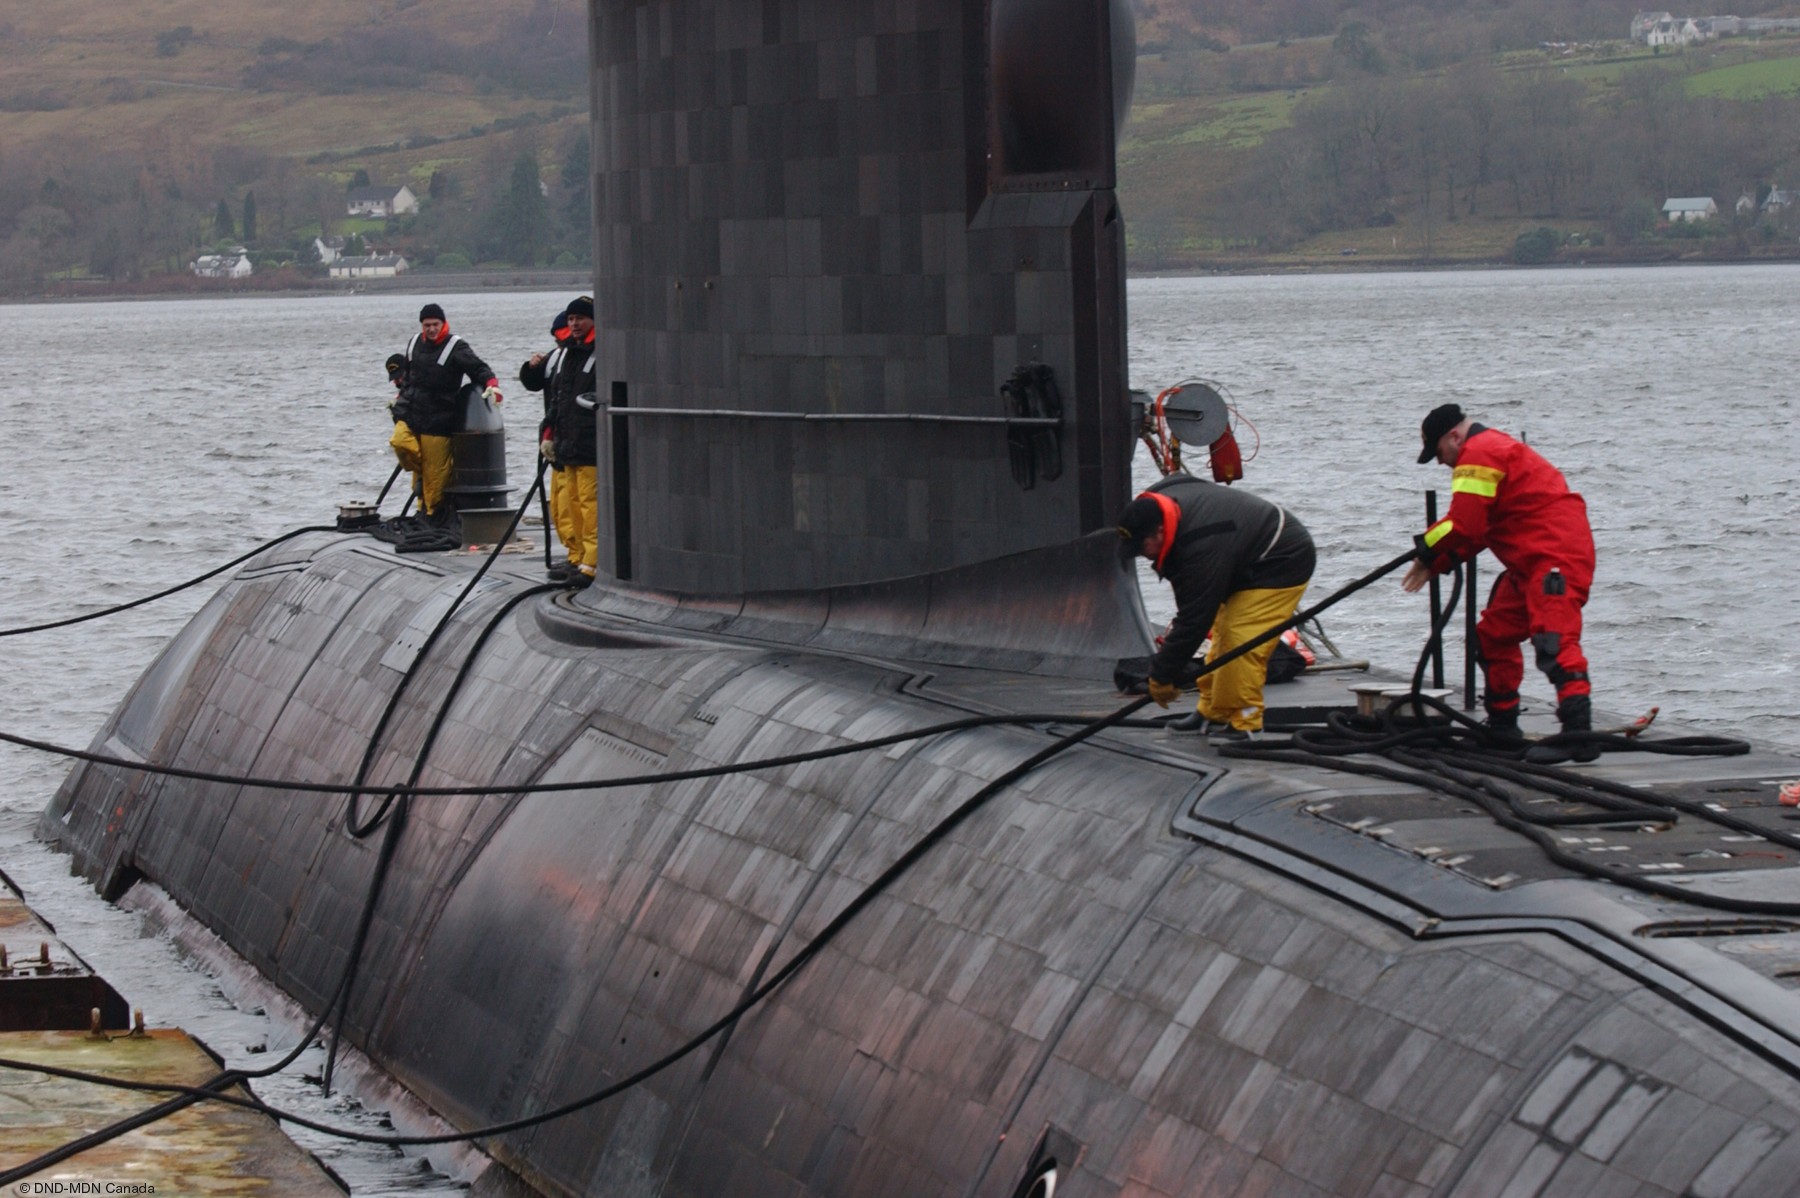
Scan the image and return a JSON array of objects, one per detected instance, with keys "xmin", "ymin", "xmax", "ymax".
[
  {"xmin": 569, "ymin": 465, "xmax": 599, "ymax": 574},
  {"xmin": 1194, "ymin": 582, "xmax": 1310, "ymax": 732},
  {"xmin": 389, "ymin": 422, "xmax": 453, "ymax": 514},
  {"xmin": 548, "ymin": 467, "xmax": 580, "ymax": 565}
]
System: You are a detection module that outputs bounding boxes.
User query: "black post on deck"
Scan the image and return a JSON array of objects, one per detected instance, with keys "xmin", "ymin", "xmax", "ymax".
[
  {"xmin": 1464, "ymin": 555, "xmax": 1479, "ymax": 710},
  {"xmin": 1424, "ymin": 491, "xmax": 1445, "ymax": 689}
]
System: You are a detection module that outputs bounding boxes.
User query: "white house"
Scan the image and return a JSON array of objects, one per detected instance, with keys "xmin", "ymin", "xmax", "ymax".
[
  {"xmin": 313, "ymin": 235, "xmax": 348, "ymax": 264},
  {"xmin": 328, "ymin": 254, "xmax": 410, "ymax": 279},
  {"xmin": 1662, "ymin": 196, "xmax": 1719, "ymax": 222},
  {"xmin": 1645, "ymin": 16, "xmax": 1704, "ymax": 46},
  {"xmin": 345, "ymin": 185, "xmax": 419, "ymax": 218},
  {"xmin": 191, "ymin": 248, "xmax": 253, "ymax": 279},
  {"xmin": 1630, "ymin": 11, "xmax": 1672, "ymax": 41}
]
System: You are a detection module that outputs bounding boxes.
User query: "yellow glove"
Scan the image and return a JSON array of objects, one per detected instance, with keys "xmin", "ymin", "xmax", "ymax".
[{"xmin": 1147, "ymin": 678, "xmax": 1179, "ymax": 708}]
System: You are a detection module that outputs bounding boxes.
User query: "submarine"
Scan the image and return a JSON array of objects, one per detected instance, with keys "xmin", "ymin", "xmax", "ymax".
[{"xmin": 33, "ymin": 1, "xmax": 1800, "ymax": 1195}]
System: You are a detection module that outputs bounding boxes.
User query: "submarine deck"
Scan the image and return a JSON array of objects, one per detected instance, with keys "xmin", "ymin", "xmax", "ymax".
[
  {"xmin": 516, "ymin": 532, "xmax": 1800, "ymax": 1072},
  {"xmin": 41, "ymin": 529, "xmax": 1800, "ymax": 1198}
]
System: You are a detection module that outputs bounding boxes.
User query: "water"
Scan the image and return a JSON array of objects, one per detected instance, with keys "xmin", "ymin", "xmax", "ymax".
[{"xmin": 0, "ymin": 268, "xmax": 1796, "ymax": 1188}]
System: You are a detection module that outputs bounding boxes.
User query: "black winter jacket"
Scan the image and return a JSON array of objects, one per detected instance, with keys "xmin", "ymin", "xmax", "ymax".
[
  {"xmin": 547, "ymin": 334, "xmax": 598, "ymax": 467},
  {"xmin": 398, "ymin": 330, "xmax": 496, "ymax": 437},
  {"xmin": 1144, "ymin": 474, "xmax": 1315, "ymax": 684}
]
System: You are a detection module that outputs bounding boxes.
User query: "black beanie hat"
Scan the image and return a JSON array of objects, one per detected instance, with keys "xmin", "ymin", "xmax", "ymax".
[
  {"xmin": 419, "ymin": 302, "xmax": 446, "ymax": 323},
  {"xmin": 384, "ymin": 353, "xmax": 406, "ymax": 378},
  {"xmin": 550, "ymin": 311, "xmax": 569, "ymax": 335},
  {"xmin": 1417, "ymin": 403, "xmax": 1465, "ymax": 463},
  {"xmin": 1116, "ymin": 496, "xmax": 1163, "ymax": 548},
  {"xmin": 565, "ymin": 295, "xmax": 594, "ymax": 320}
]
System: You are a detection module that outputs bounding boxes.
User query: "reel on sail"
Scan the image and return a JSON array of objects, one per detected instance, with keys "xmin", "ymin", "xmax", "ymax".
[{"xmin": 1133, "ymin": 379, "xmax": 1256, "ymax": 482}]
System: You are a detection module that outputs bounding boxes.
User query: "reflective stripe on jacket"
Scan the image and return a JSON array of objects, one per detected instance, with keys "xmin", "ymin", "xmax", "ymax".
[{"xmin": 1417, "ymin": 426, "xmax": 1594, "ymax": 583}]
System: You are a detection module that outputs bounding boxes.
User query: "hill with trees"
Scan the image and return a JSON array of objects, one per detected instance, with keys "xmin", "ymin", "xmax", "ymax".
[
  {"xmin": 3, "ymin": 0, "xmax": 1800, "ymax": 294},
  {"xmin": 0, "ymin": 0, "xmax": 592, "ymax": 293},
  {"xmin": 1122, "ymin": 0, "xmax": 1800, "ymax": 267}
]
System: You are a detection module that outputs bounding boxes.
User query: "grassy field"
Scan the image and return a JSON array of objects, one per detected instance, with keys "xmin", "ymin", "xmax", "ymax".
[
  {"xmin": 1686, "ymin": 53, "xmax": 1800, "ymax": 97},
  {"xmin": 0, "ymin": 0, "xmax": 561, "ymax": 188}
]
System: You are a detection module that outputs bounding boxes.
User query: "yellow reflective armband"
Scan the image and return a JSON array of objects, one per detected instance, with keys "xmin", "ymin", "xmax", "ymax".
[
  {"xmin": 1423, "ymin": 519, "xmax": 1455, "ymax": 548},
  {"xmin": 1450, "ymin": 464, "xmax": 1503, "ymax": 499}
]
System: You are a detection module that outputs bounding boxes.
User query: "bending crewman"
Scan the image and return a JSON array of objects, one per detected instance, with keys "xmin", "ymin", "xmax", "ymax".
[
  {"xmin": 389, "ymin": 302, "xmax": 501, "ymax": 517},
  {"xmin": 1119, "ymin": 474, "xmax": 1316, "ymax": 740},
  {"xmin": 520, "ymin": 311, "xmax": 578, "ymax": 582},
  {"xmin": 1403, "ymin": 403, "xmax": 1597, "ymax": 762}
]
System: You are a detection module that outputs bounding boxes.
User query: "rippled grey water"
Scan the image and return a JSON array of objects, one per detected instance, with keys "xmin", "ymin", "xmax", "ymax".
[{"xmin": 0, "ymin": 267, "xmax": 1795, "ymax": 1189}]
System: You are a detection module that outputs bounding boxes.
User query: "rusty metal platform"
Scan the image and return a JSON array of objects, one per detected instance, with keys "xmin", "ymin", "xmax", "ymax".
[
  {"xmin": 0, "ymin": 1028, "xmax": 346, "ymax": 1194},
  {"xmin": 0, "ymin": 876, "xmax": 128, "ymax": 1032}
]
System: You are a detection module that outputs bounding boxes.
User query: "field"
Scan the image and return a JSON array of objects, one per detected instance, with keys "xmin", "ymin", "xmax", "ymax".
[
  {"xmin": 1686, "ymin": 53, "xmax": 1800, "ymax": 97},
  {"xmin": 0, "ymin": 0, "xmax": 570, "ymax": 194}
]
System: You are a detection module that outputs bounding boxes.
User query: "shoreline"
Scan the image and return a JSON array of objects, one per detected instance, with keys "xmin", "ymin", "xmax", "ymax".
[{"xmin": 11, "ymin": 251, "xmax": 1800, "ymax": 303}]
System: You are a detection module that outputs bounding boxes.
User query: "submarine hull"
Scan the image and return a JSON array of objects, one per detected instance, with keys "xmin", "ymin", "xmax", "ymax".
[{"xmin": 41, "ymin": 536, "xmax": 1800, "ymax": 1197}]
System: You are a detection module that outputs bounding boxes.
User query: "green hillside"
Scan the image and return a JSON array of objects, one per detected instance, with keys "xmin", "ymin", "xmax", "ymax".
[
  {"xmin": 4, "ymin": 0, "xmax": 1800, "ymax": 293},
  {"xmin": 1119, "ymin": 29, "xmax": 1800, "ymax": 270}
]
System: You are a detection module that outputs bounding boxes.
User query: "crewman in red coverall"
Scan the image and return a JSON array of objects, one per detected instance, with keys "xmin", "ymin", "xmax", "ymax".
[{"xmin": 1402, "ymin": 403, "xmax": 1598, "ymax": 763}]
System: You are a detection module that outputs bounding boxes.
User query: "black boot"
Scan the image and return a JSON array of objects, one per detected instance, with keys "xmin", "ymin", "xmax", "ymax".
[
  {"xmin": 1524, "ymin": 696, "xmax": 1600, "ymax": 765},
  {"xmin": 1481, "ymin": 705, "xmax": 1523, "ymax": 745}
]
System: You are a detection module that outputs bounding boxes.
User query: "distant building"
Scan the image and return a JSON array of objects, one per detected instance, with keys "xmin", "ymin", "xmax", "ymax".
[
  {"xmin": 191, "ymin": 248, "xmax": 253, "ymax": 279},
  {"xmin": 1634, "ymin": 12, "xmax": 1800, "ymax": 42},
  {"xmin": 345, "ymin": 185, "xmax": 419, "ymax": 218},
  {"xmin": 1646, "ymin": 16, "xmax": 1705, "ymax": 45},
  {"xmin": 1738, "ymin": 187, "xmax": 1795, "ymax": 215},
  {"xmin": 1662, "ymin": 196, "xmax": 1719, "ymax": 222},
  {"xmin": 313, "ymin": 235, "xmax": 347, "ymax": 264},
  {"xmin": 328, "ymin": 254, "xmax": 410, "ymax": 279}
]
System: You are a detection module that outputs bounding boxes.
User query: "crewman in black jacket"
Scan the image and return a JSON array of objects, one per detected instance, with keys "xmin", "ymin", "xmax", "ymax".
[
  {"xmin": 390, "ymin": 302, "xmax": 502, "ymax": 517},
  {"xmin": 544, "ymin": 295, "xmax": 598, "ymax": 586},
  {"xmin": 1118, "ymin": 474, "xmax": 1315, "ymax": 740},
  {"xmin": 520, "ymin": 311, "xmax": 577, "ymax": 581}
]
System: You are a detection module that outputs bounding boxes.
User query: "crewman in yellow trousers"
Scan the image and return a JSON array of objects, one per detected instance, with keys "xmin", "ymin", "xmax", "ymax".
[
  {"xmin": 390, "ymin": 303, "xmax": 501, "ymax": 517},
  {"xmin": 1118, "ymin": 474, "xmax": 1316, "ymax": 740},
  {"xmin": 543, "ymin": 296, "xmax": 599, "ymax": 587},
  {"xmin": 520, "ymin": 312, "xmax": 580, "ymax": 582}
]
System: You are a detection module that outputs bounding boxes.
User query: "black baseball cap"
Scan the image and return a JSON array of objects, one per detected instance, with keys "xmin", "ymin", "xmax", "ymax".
[{"xmin": 1417, "ymin": 403, "xmax": 1465, "ymax": 463}]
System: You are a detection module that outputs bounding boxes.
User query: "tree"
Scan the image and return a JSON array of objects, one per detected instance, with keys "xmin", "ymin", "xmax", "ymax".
[
  {"xmin": 214, "ymin": 198, "xmax": 234, "ymax": 239},
  {"xmin": 481, "ymin": 152, "xmax": 549, "ymax": 266},
  {"xmin": 350, "ymin": 168, "xmax": 371, "ymax": 190},
  {"xmin": 557, "ymin": 123, "xmax": 592, "ymax": 252},
  {"xmin": 1511, "ymin": 226, "xmax": 1560, "ymax": 264},
  {"xmin": 242, "ymin": 190, "xmax": 258, "ymax": 242}
]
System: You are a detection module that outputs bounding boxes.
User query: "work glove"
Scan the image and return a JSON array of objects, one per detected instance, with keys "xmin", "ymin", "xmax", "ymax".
[
  {"xmin": 482, "ymin": 384, "xmax": 503, "ymax": 405},
  {"xmin": 539, "ymin": 435, "xmax": 557, "ymax": 466},
  {"xmin": 1146, "ymin": 677, "xmax": 1179, "ymax": 708}
]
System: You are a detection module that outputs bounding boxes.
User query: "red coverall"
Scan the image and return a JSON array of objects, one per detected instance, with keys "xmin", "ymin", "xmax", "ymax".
[{"xmin": 1416, "ymin": 426, "xmax": 1595, "ymax": 720}]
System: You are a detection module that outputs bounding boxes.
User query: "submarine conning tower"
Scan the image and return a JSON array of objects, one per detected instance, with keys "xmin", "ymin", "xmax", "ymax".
[{"xmin": 589, "ymin": 0, "xmax": 1138, "ymax": 593}]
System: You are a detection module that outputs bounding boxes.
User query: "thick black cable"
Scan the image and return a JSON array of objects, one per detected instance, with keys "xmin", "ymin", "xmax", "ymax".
[
  {"xmin": 3, "ymin": 712, "xmax": 1152, "ymax": 799},
  {"xmin": 372, "ymin": 462, "xmax": 405, "ymax": 511},
  {"xmin": 344, "ymin": 472, "xmax": 547, "ymax": 838},
  {"xmin": 538, "ymin": 457, "xmax": 554, "ymax": 571},
  {"xmin": 0, "ymin": 525, "xmax": 340, "ymax": 638},
  {"xmin": 323, "ymin": 581, "xmax": 558, "ymax": 1094},
  {"xmin": 0, "ymin": 484, "xmax": 549, "ymax": 1180},
  {"xmin": 0, "ymin": 546, "xmax": 1420, "ymax": 1159}
]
